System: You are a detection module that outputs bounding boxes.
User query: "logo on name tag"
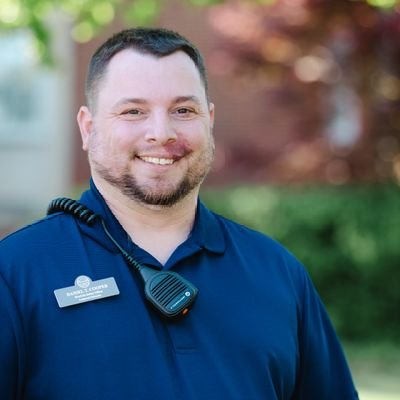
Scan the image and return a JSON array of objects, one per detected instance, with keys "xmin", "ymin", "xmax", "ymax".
[{"xmin": 54, "ymin": 275, "xmax": 120, "ymax": 308}]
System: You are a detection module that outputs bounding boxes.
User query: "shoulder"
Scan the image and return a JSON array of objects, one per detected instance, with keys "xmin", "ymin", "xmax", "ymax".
[
  {"xmin": 213, "ymin": 210, "xmax": 294, "ymax": 257},
  {"xmin": 1, "ymin": 212, "xmax": 70, "ymax": 242},
  {"xmin": 0, "ymin": 212, "xmax": 85, "ymax": 293},
  {"xmin": 0, "ymin": 213, "xmax": 76, "ymax": 261},
  {"xmin": 212, "ymin": 209, "xmax": 309, "ymax": 280}
]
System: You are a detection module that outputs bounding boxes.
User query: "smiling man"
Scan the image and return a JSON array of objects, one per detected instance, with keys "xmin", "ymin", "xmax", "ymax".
[
  {"xmin": 81, "ymin": 50, "xmax": 214, "ymax": 206},
  {"xmin": 0, "ymin": 28, "xmax": 358, "ymax": 399}
]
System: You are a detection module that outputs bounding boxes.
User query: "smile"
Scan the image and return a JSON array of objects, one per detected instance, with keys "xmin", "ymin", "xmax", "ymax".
[{"xmin": 139, "ymin": 156, "xmax": 175, "ymax": 165}]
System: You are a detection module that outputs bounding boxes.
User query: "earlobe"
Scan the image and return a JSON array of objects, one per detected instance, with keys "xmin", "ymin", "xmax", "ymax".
[
  {"xmin": 209, "ymin": 102, "xmax": 215, "ymax": 129},
  {"xmin": 77, "ymin": 106, "xmax": 94, "ymax": 151}
]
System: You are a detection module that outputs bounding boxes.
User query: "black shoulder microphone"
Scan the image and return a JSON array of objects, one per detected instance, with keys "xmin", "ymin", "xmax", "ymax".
[{"xmin": 47, "ymin": 198, "xmax": 198, "ymax": 320}]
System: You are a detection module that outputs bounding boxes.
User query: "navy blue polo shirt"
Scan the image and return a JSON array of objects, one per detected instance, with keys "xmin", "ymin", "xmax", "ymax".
[{"xmin": 0, "ymin": 181, "xmax": 358, "ymax": 399}]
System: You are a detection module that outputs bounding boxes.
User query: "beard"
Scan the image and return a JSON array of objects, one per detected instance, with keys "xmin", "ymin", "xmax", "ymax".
[
  {"xmin": 90, "ymin": 138, "xmax": 215, "ymax": 207},
  {"xmin": 97, "ymin": 170, "xmax": 201, "ymax": 206}
]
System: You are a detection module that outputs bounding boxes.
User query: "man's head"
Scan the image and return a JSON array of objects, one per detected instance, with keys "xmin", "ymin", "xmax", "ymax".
[
  {"xmin": 78, "ymin": 27, "xmax": 215, "ymax": 208},
  {"xmin": 86, "ymin": 27, "xmax": 209, "ymax": 112}
]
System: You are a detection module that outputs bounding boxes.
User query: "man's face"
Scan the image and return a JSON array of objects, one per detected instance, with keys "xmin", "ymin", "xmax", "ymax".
[{"xmin": 78, "ymin": 49, "xmax": 215, "ymax": 207}]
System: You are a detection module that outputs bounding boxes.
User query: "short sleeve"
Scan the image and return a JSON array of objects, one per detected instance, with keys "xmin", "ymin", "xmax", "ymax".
[
  {"xmin": 0, "ymin": 271, "xmax": 25, "ymax": 400},
  {"xmin": 292, "ymin": 270, "xmax": 359, "ymax": 399}
]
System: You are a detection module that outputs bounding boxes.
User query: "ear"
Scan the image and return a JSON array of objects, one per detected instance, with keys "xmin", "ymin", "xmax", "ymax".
[
  {"xmin": 209, "ymin": 102, "xmax": 215, "ymax": 129},
  {"xmin": 77, "ymin": 106, "xmax": 94, "ymax": 151}
]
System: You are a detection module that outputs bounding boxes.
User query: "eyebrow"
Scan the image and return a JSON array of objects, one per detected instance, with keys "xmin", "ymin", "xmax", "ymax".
[
  {"xmin": 171, "ymin": 96, "xmax": 202, "ymax": 105},
  {"xmin": 114, "ymin": 98, "xmax": 148, "ymax": 108},
  {"xmin": 113, "ymin": 95, "xmax": 202, "ymax": 108}
]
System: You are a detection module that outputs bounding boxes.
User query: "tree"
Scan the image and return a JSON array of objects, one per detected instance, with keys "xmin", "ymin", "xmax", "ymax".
[
  {"xmin": 0, "ymin": 0, "xmax": 223, "ymax": 62},
  {"xmin": 0, "ymin": 0, "xmax": 398, "ymax": 61},
  {"xmin": 206, "ymin": 0, "xmax": 400, "ymax": 183}
]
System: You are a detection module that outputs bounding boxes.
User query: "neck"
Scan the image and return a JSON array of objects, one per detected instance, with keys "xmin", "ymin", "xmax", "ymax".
[{"xmin": 92, "ymin": 175, "xmax": 199, "ymax": 265}]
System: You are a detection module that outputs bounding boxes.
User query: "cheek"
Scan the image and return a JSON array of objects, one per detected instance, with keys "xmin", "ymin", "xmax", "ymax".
[
  {"xmin": 179, "ymin": 121, "xmax": 212, "ymax": 147},
  {"xmin": 97, "ymin": 123, "xmax": 140, "ymax": 156},
  {"xmin": 196, "ymin": 127, "xmax": 214, "ymax": 152},
  {"xmin": 113, "ymin": 122, "xmax": 140, "ymax": 145}
]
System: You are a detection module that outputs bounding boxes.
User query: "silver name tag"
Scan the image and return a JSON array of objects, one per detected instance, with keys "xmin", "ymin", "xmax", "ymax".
[{"xmin": 54, "ymin": 275, "xmax": 120, "ymax": 308}]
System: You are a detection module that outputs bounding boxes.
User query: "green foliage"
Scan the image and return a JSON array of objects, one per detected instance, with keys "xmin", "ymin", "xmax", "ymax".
[
  {"xmin": 201, "ymin": 184, "xmax": 400, "ymax": 342},
  {"xmin": 367, "ymin": 0, "xmax": 399, "ymax": 8},
  {"xmin": 124, "ymin": 0, "xmax": 161, "ymax": 26},
  {"xmin": 1, "ymin": 0, "xmax": 399, "ymax": 64},
  {"xmin": 187, "ymin": 0, "xmax": 222, "ymax": 6}
]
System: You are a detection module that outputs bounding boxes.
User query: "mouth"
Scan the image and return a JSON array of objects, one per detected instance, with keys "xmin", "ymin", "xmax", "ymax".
[{"xmin": 138, "ymin": 156, "xmax": 176, "ymax": 166}]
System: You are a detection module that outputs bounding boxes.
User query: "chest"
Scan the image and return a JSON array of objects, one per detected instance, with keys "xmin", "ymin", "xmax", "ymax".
[{"xmin": 19, "ymin": 235, "xmax": 300, "ymax": 400}]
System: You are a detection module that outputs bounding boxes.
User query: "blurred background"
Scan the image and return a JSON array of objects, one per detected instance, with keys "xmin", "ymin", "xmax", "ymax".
[{"xmin": 1, "ymin": 0, "xmax": 399, "ymax": 398}]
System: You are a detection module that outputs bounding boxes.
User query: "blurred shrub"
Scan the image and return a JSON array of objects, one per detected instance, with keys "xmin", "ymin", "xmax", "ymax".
[{"xmin": 201, "ymin": 184, "xmax": 400, "ymax": 342}]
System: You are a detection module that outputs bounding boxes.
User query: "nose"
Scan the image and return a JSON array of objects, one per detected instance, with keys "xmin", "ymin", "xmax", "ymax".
[{"xmin": 145, "ymin": 112, "xmax": 177, "ymax": 144}]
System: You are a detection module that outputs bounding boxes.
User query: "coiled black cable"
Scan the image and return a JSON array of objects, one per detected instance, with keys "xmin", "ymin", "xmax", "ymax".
[
  {"xmin": 47, "ymin": 198, "xmax": 98, "ymax": 226},
  {"xmin": 47, "ymin": 198, "xmax": 145, "ymax": 274}
]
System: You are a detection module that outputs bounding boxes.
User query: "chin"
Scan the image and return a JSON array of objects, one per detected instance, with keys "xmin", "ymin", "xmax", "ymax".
[{"xmin": 95, "ymin": 163, "xmax": 202, "ymax": 207}]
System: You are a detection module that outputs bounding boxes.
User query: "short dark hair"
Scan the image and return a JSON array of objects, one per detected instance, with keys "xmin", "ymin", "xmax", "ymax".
[{"xmin": 86, "ymin": 27, "xmax": 209, "ymax": 110}]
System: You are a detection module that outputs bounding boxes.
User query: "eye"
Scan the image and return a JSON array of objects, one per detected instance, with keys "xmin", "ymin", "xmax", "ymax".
[
  {"xmin": 122, "ymin": 109, "xmax": 142, "ymax": 115},
  {"xmin": 177, "ymin": 108, "xmax": 190, "ymax": 113},
  {"xmin": 173, "ymin": 107, "xmax": 196, "ymax": 118},
  {"xmin": 119, "ymin": 108, "xmax": 147, "ymax": 120}
]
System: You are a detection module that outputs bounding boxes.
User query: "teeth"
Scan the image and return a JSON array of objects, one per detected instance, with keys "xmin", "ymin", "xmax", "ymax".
[{"xmin": 140, "ymin": 156, "xmax": 175, "ymax": 165}]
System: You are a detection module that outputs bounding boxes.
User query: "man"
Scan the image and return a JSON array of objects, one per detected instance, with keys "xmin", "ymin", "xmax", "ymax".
[{"xmin": 0, "ymin": 28, "xmax": 358, "ymax": 399}]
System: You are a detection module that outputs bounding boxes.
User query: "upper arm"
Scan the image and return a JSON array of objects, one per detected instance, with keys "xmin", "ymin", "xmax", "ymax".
[
  {"xmin": 0, "ymin": 271, "xmax": 25, "ymax": 400},
  {"xmin": 292, "ymin": 268, "xmax": 359, "ymax": 399}
]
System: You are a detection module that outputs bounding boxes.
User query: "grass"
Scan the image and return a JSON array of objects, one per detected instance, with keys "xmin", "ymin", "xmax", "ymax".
[{"xmin": 344, "ymin": 342, "xmax": 400, "ymax": 399}]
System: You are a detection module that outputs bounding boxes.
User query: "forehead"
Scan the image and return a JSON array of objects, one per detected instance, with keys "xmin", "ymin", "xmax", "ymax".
[{"xmin": 97, "ymin": 49, "xmax": 205, "ymax": 103}]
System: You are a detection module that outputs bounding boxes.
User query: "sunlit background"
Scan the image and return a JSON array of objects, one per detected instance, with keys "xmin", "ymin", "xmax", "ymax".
[{"xmin": 1, "ymin": 0, "xmax": 400, "ymax": 398}]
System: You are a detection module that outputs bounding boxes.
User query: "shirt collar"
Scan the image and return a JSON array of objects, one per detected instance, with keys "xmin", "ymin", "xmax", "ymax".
[
  {"xmin": 78, "ymin": 179, "xmax": 129, "ymax": 252},
  {"xmin": 78, "ymin": 178, "xmax": 226, "ymax": 255},
  {"xmin": 190, "ymin": 200, "xmax": 225, "ymax": 254}
]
